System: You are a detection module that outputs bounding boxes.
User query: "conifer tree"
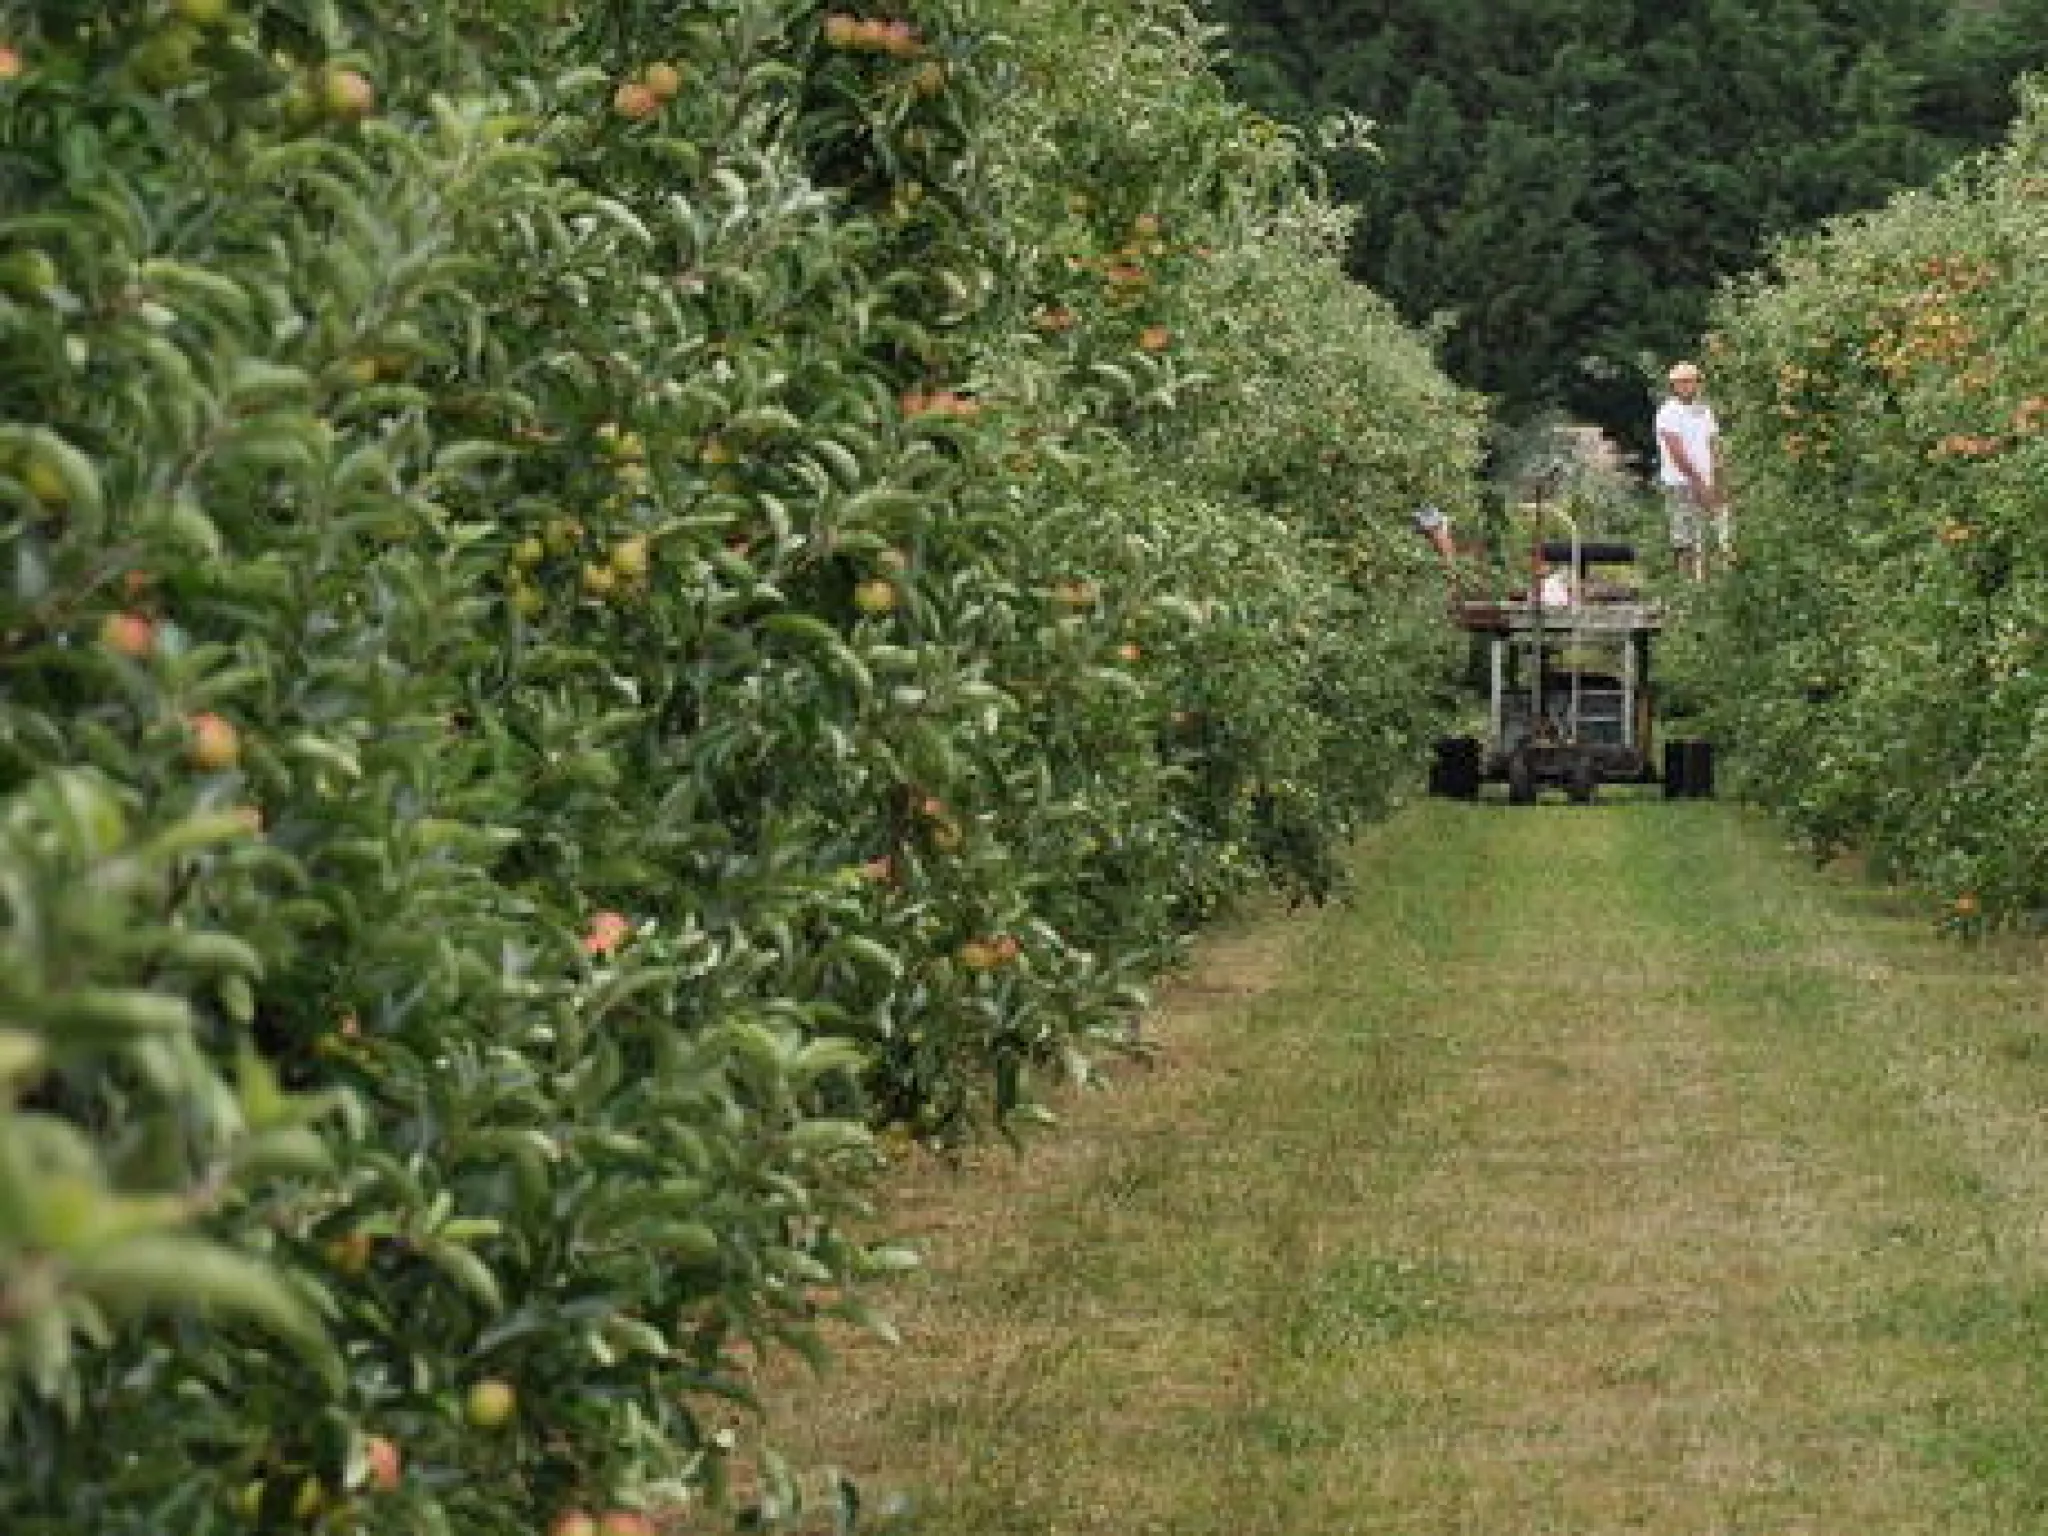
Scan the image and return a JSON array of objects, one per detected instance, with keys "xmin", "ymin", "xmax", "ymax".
[{"xmin": 1200, "ymin": 0, "xmax": 2045, "ymax": 449}]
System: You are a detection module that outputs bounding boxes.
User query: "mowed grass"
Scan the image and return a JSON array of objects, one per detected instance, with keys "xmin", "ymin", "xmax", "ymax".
[{"xmin": 760, "ymin": 798, "xmax": 2048, "ymax": 1534}]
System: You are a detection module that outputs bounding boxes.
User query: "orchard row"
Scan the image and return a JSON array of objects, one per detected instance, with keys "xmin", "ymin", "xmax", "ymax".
[
  {"xmin": 0, "ymin": 1, "xmax": 1479, "ymax": 1531},
  {"xmin": 1682, "ymin": 83, "xmax": 2048, "ymax": 924}
]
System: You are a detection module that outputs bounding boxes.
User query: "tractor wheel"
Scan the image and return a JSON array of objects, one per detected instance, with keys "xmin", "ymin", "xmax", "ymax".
[
  {"xmin": 1684, "ymin": 739, "xmax": 1716, "ymax": 799},
  {"xmin": 1662, "ymin": 739, "xmax": 1690, "ymax": 799},
  {"xmin": 1431, "ymin": 735, "xmax": 1482, "ymax": 800},
  {"xmin": 1507, "ymin": 751, "xmax": 1537, "ymax": 805},
  {"xmin": 1566, "ymin": 756, "xmax": 1599, "ymax": 805}
]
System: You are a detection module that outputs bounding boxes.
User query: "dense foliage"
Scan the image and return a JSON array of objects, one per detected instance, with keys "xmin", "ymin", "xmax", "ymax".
[
  {"xmin": 0, "ymin": 0, "xmax": 1479, "ymax": 1529},
  {"xmin": 1675, "ymin": 82, "xmax": 2048, "ymax": 920},
  {"xmin": 1196, "ymin": 0, "xmax": 2048, "ymax": 449}
]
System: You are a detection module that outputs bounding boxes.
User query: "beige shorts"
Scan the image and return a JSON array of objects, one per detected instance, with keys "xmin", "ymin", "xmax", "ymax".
[{"xmin": 1665, "ymin": 486, "xmax": 1731, "ymax": 552}]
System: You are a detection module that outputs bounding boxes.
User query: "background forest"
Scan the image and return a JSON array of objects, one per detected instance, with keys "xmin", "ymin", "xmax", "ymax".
[{"xmin": 1197, "ymin": 0, "xmax": 2048, "ymax": 454}]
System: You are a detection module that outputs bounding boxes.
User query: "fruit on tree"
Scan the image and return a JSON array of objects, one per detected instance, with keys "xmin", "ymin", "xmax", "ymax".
[
  {"xmin": 321, "ymin": 67, "xmax": 375, "ymax": 122},
  {"xmin": 130, "ymin": 28, "xmax": 201, "ymax": 89},
  {"xmin": 0, "ymin": 44, "xmax": 22, "ymax": 80},
  {"xmin": 613, "ymin": 80, "xmax": 659, "ymax": 121},
  {"xmin": 597, "ymin": 1513, "xmax": 656, "ymax": 1536},
  {"xmin": 1138, "ymin": 325, "xmax": 1171, "ymax": 352},
  {"xmin": 583, "ymin": 910, "xmax": 630, "ymax": 957},
  {"xmin": 957, "ymin": 939, "xmax": 1000, "ymax": 971},
  {"xmin": 644, "ymin": 62, "xmax": 682, "ymax": 101},
  {"xmin": 187, "ymin": 712, "xmax": 241, "ymax": 771},
  {"xmin": 853, "ymin": 578, "xmax": 898, "ymax": 615},
  {"xmin": 464, "ymin": 1378, "xmax": 517, "ymax": 1429},
  {"xmin": 609, "ymin": 536, "xmax": 650, "ymax": 579},
  {"xmin": 550, "ymin": 1514, "xmax": 600, "ymax": 1536},
  {"xmin": 324, "ymin": 1231, "xmax": 373, "ymax": 1276},
  {"xmin": 99, "ymin": 612, "xmax": 156, "ymax": 659},
  {"xmin": 363, "ymin": 1435, "xmax": 402, "ymax": 1493}
]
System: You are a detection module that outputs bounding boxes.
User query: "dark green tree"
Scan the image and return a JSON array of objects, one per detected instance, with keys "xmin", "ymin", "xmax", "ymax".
[{"xmin": 1199, "ymin": 0, "xmax": 2046, "ymax": 453}]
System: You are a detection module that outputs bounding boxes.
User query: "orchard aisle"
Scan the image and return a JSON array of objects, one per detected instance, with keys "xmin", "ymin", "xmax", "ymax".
[{"xmin": 769, "ymin": 800, "xmax": 2048, "ymax": 1536}]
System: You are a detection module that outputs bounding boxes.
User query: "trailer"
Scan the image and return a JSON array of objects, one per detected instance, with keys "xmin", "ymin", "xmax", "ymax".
[{"xmin": 1428, "ymin": 514, "xmax": 1671, "ymax": 806}]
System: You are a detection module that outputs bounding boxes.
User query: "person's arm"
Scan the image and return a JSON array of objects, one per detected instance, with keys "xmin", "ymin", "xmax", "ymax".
[
  {"xmin": 1412, "ymin": 505, "xmax": 1458, "ymax": 566},
  {"xmin": 1659, "ymin": 421, "xmax": 1713, "ymax": 502}
]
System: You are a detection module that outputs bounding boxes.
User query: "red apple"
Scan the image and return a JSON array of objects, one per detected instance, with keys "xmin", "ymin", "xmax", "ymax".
[
  {"xmin": 582, "ymin": 910, "xmax": 630, "ymax": 957},
  {"xmin": 99, "ymin": 611, "xmax": 156, "ymax": 659},
  {"xmin": 363, "ymin": 1435, "xmax": 402, "ymax": 1493},
  {"xmin": 613, "ymin": 80, "xmax": 659, "ymax": 120}
]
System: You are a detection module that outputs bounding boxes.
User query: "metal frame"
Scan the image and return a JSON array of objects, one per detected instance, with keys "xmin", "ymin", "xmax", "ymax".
[{"xmin": 1452, "ymin": 502, "xmax": 1663, "ymax": 804}]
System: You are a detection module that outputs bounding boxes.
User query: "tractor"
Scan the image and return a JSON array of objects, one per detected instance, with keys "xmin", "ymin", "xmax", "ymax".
[{"xmin": 1428, "ymin": 506, "xmax": 1712, "ymax": 805}]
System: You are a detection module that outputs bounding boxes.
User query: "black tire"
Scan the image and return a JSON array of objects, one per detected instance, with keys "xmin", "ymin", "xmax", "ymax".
[
  {"xmin": 1566, "ymin": 756, "xmax": 1599, "ymax": 805},
  {"xmin": 1507, "ymin": 751, "xmax": 1538, "ymax": 805},
  {"xmin": 1685, "ymin": 739, "xmax": 1716, "ymax": 799},
  {"xmin": 1662, "ymin": 739, "xmax": 1690, "ymax": 799},
  {"xmin": 1430, "ymin": 735, "xmax": 1482, "ymax": 800}
]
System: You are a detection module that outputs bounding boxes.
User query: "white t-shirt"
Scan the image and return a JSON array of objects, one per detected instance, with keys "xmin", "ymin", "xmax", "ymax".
[{"xmin": 1655, "ymin": 397, "xmax": 1718, "ymax": 488}]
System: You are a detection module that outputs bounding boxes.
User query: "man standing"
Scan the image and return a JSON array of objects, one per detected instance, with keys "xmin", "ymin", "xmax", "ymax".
[{"xmin": 1655, "ymin": 360, "xmax": 1725, "ymax": 581}]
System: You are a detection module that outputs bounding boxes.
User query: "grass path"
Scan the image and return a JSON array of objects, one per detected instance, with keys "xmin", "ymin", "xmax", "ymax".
[{"xmin": 766, "ymin": 799, "xmax": 2048, "ymax": 1534}]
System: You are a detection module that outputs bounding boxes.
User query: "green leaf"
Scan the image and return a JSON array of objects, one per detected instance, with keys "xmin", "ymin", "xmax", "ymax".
[
  {"xmin": 231, "ymin": 1125, "xmax": 332, "ymax": 1180},
  {"xmin": 41, "ymin": 990, "xmax": 194, "ymax": 1041},
  {"xmin": 791, "ymin": 1039, "xmax": 870, "ymax": 1081},
  {"xmin": 420, "ymin": 1237, "xmax": 505, "ymax": 1313},
  {"xmin": 166, "ymin": 930, "xmax": 265, "ymax": 979},
  {"xmin": 66, "ymin": 1234, "xmax": 332, "ymax": 1366}
]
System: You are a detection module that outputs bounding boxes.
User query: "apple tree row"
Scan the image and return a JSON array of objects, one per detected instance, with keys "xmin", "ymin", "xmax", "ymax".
[
  {"xmin": 0, "ymin": 0, "xmax": 1480, "ymax": 1530},
  {"xmin": 1678, "ymin": 82, "xmax": 2048, "ymax": 920}
]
